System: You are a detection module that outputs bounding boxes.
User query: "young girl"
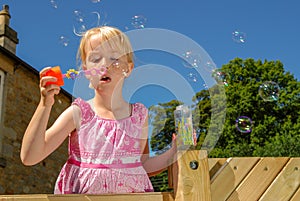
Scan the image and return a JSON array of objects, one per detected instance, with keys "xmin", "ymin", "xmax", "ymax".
[{"xmin": 20, "ymin": 26, "xmax": 177, "ymax": 194}]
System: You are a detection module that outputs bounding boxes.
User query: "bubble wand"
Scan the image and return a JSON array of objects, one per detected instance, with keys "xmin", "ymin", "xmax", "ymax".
[{"xmin": 44, "ymin": 66, "xmax": 107, "ymax": 86}]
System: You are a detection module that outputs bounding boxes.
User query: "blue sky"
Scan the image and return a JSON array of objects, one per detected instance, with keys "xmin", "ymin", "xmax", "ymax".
[{"xmin": 1, "ymin": 0, "xmax": 300, "ymax": 107}]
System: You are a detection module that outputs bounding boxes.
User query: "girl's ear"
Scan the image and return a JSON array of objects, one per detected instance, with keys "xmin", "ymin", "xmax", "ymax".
[
  {"xmin": 127, "ymin": 62, "xmax": 134, "ymax": 74},
  {"xmin": 82, "ymin": 63, "xmax": 87, "ymax": 71}
]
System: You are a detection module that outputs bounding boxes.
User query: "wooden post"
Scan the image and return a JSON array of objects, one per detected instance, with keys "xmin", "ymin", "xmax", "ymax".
[{"xmin": 172, "ymin": 150, "xmax": 211, "ymax": 201}]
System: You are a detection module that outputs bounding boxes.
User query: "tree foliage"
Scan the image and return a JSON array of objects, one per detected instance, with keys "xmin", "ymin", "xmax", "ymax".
[{"xmin": 206, "ymin": 58, "xmax": 300, "ymax": 157}]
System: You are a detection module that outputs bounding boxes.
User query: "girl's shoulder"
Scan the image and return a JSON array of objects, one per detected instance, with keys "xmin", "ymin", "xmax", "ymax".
[
  {"xmin": 72, "ymin": 98, "xmax": 95, "ymax": 124},
  {"xmin": 131, "ymin": 102, "xmax": 148, "ymax": 125},
  {"xmin": 132, "ymin": 102, "xmax": 148, "ymax": 113}
]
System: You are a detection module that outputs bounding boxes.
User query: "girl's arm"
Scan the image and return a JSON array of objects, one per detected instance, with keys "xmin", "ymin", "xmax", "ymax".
[
  {"xmin": 20, "ymin": 67, "xmax": 78, "ymax": 166},
  {"xmin": 141, "ymin": 115, "xmax": 177, "ymax": 177}
]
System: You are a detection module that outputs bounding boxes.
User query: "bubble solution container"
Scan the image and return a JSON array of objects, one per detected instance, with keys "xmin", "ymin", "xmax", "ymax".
[
  {"xmin": 44, "ymin": 66, "xmax": 64, "ymax": 86},
  {"xmin": 174, "ymin": 105, "xmax": 195, "ymax": 150}
]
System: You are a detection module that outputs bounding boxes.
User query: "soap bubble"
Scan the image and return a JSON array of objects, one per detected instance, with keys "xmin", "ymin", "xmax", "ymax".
[
  {"xmin": 59, "ymin": 35, "xmax": 70, "ymax": 47},
  {"xmin": 73, "ymin": 10, "xmax": 101, "ymax": 36},
  {"xmin": 235, "ymin": 116, "xmax": 252, "ymax": 133},
  {"xmin": 148, "ymin": 105, "xmax": 167, "ymax": 139},
  {"xmin": 72, "ymin": 28, "xmax": 227, "ymax": 159},
  {"xmin": 232, "ymin": 30, "xmax": 246, "ymax": 43},
  {"xmin": 212, "ymin": 69, "xmax": 229, "ymax": 86},
  {"xmin": 50, "ymin": 0, "xmax": 59, "ymax": 8},
  {"xmin": 204, "ymin": 61, "xmax": 217, "ymax": 73},
  {"xmin": 131, "ymin": 15, "xmax": 147, "ymax": 29},
  {"xmin": 187, "ymin": 72, "xmax": 198, "ymax": 83},
  {"xmin": 258, "ymin": 81, "xmax": 280, "ymax": 101},
  {"xmin": 182, "ymin": 50, "xmax": 201, "ymax": 68}
]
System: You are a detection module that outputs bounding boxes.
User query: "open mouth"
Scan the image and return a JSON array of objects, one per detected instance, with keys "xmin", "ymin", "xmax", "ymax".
[{"xmin": 100, "ymin": 76, "xmax": 111, "ymax": 82}]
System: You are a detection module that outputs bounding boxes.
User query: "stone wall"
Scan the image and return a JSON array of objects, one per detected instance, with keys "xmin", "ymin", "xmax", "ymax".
[{"xmin": 0, "ymin": 54, "xmax": 72, "ymax": 194}]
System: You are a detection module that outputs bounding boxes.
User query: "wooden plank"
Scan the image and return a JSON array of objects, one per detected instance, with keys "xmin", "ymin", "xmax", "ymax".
[
  {"xmin": 290, "ymin": 185, "xmax": 300, "ymax": 201},
  {"xmin": 0, "ymin": 193, "xmax": 174, "ymax": 201},
  {"xmin": 259, "ymin": 158, "xmax": 300, "ymax": 201},
  {"xmin": 174, "ymin": 150, "xmax": 211, "ymax": 201},
  {"xmin": 0, "ymin": 194, "xmax": 49, "ymax": 201},
  {"xmin": 208, "ymin": 158, "xmax": 227, "ymax": 170},
  {"xmin": 210, "ymin": 157, "xmax": 260, "ymax": 201},
  {"xmin": 208, "ymin": 158, "xmax": 227, "ymax": 179},
  {"xmin": 226, "ymin": 157, "xmax": 289, "ymax": 201}
]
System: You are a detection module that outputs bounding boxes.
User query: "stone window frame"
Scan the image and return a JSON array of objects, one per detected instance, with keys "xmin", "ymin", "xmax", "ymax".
[
  {"xmin": 0, "ymin": 69, "xmax": 4, "ymax": 154},
  {"xmin": 0, "ymin": 69, "xmax": 4, "ymax": 119}
]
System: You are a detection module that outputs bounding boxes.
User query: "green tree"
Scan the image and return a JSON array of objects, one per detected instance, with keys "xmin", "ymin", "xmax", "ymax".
[{"xmin": 197, "ymin": 58, "xmax": 300, "ymax": 157}]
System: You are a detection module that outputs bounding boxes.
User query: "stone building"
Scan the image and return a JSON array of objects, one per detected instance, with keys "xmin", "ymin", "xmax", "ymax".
[{"xmin": 0, "ymin": 5, "xmax": 72, "ymax": 194}]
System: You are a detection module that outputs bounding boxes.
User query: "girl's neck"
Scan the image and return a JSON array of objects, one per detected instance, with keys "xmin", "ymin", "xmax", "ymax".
[
  {"xmin": 93, "ymin": 92, "xmax": 126, "ymax": 111},
  {"xmin": 92, "ymin": 90, "xmax": 131, "ymax": 120}
]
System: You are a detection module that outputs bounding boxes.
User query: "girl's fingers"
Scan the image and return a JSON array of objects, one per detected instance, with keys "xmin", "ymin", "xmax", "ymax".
[
  {"xmin": 54, "ymin": 88, "xmax": 60, "ymax": 95},
  {"xmin": 41, "ymin": 86, "xmax": 60, "ymax": 97},
  {"xmin": 39, "ymin": 67, "xmax": 52, "ymax": 78},
  {"xmin": 40, "ymin": 76, "xmax": 57, "ymax": 87},
  {"xmin": 172, "ymin": 133, "xmax": 176, "ymax": 141},
  {"xmin": 193, "ymin": 130, "xmax": 197, "ymax": 145}
]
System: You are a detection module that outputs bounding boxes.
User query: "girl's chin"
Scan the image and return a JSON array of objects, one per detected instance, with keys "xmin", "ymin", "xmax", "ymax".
[{"xmin": 89, "ymin": 80, "xmax": 111, "ymax": 89}]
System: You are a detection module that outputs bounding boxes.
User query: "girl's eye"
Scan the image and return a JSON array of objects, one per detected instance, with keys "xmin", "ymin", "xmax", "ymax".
[
  {"xmin": 88, "ymin": 55, "xmax": 102, "ymax": 63},
  {"xmin": 110, "ymin": 57, "xmax": 118, "ymax": 61},
  {"xmin": 91, "ymin": 58, "xmax": 101, "ymax": 63}
]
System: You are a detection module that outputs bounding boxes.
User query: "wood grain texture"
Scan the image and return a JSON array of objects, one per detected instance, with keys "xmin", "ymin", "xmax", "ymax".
[
  {"xmin": 226, "ymin": 157, "xmax": 289, "ymax": 201},
  {"xmin": 211, "ymin": 157, "xmax": 260, "ymax": 201},
  {"xmin": 174, "ymin": 150, "xmax": 211, "ymax": 201},
  {"xmin": 259, "ymin": 158, "xmax": 300, "ymax": 201}
]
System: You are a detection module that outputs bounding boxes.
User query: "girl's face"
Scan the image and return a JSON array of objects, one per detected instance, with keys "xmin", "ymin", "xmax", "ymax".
[{"xmin": 83, "ymin": 34, "xmax": 133, "ymax": 90}]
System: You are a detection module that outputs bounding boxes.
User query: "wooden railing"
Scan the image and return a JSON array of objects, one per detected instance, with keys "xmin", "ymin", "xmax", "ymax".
[
  {"xmin": 209, "ymin": 156, "xmax": 300, "ymax": 201},
  {"xmin": 1, "ymin": 150, "xmax": 300, "ymax": 200}
]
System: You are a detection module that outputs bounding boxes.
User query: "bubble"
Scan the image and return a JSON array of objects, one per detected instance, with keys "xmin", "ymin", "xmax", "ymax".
[
  {"xmin": 73, "ymin": 10, "xmax": 101, "ymax": 36},
  {"xmin": 59, "ymin": 35, "xmax": 70, "ymax": 47},
  {"xmin": 182, "ymin": 50, "xmax": 201, "ymax": 68},
  {"xmin": 148, "ymin": 105, "xmax": 167, "ymax": 138},
  {"xmin": 235, "ymin": 116, "xmax": 252, "ymax": 133},
  {"xmin": 187, "ymin": 72, "xmax": 198, "ymax": 83},
  {"xmin": 73, "ymin": 28, "xmax": 227, "ymax": 162},
  {"xmin": 90, "ymin": 0, "xmax": 101, "ymax": 3},
  {"xmin": 258, "ymin": 81, "xmax": 280, "ymax": 101},
  {"xmin": 131, "ymin": 15, "xmax": 147, "ymax": 29},
  {"xmin": 50, "ymin": 0, "xmax": 59, "ymax": 8},
  {"xmin": 203, "ymin": 61, "xmax": 217, "ymax": 73},
  {"xmin": 212, "ymin": 69, "xmax": 229, "ymax": 86},
  {"xmin": 73, "ymin": 74, "xmax": 95, "ymax": 100},
  {"xmin": 232, "ymin": 30, "xmax": 246, "ymax": 43}
]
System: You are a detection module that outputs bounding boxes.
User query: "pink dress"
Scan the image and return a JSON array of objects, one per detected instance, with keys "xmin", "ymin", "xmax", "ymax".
[{"xmin": 54, "ymin": 98, "xmax": 153, "ymax": 194}]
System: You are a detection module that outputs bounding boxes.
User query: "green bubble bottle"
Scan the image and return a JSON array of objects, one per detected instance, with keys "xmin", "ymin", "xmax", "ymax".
[{"xmin": 174, "ymin": 105, "xmax": 194, "ymax": 150}]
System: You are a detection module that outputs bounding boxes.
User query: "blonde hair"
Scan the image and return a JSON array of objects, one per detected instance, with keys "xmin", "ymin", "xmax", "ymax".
[{"xmin": 77, "ymin": 26, "xmax": 134, "ymax": 66}]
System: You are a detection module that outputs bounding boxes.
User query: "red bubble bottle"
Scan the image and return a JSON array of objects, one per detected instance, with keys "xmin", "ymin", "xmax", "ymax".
[{"xmin": 44, "ymin": 66, "xmax": 64, "ymax": 86}]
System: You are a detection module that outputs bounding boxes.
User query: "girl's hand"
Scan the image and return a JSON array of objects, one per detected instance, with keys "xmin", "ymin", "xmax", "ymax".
[
  {"xmin": 172, "ymin": 133, "xmax": 177, "ymax": 150},
  {"xmin": 39, "ymin": 67, "xmax": 61, "ymax": 106},
  {"xmin": 193, "ymin": 129, "xmax": 197, "ymax": 145}
]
